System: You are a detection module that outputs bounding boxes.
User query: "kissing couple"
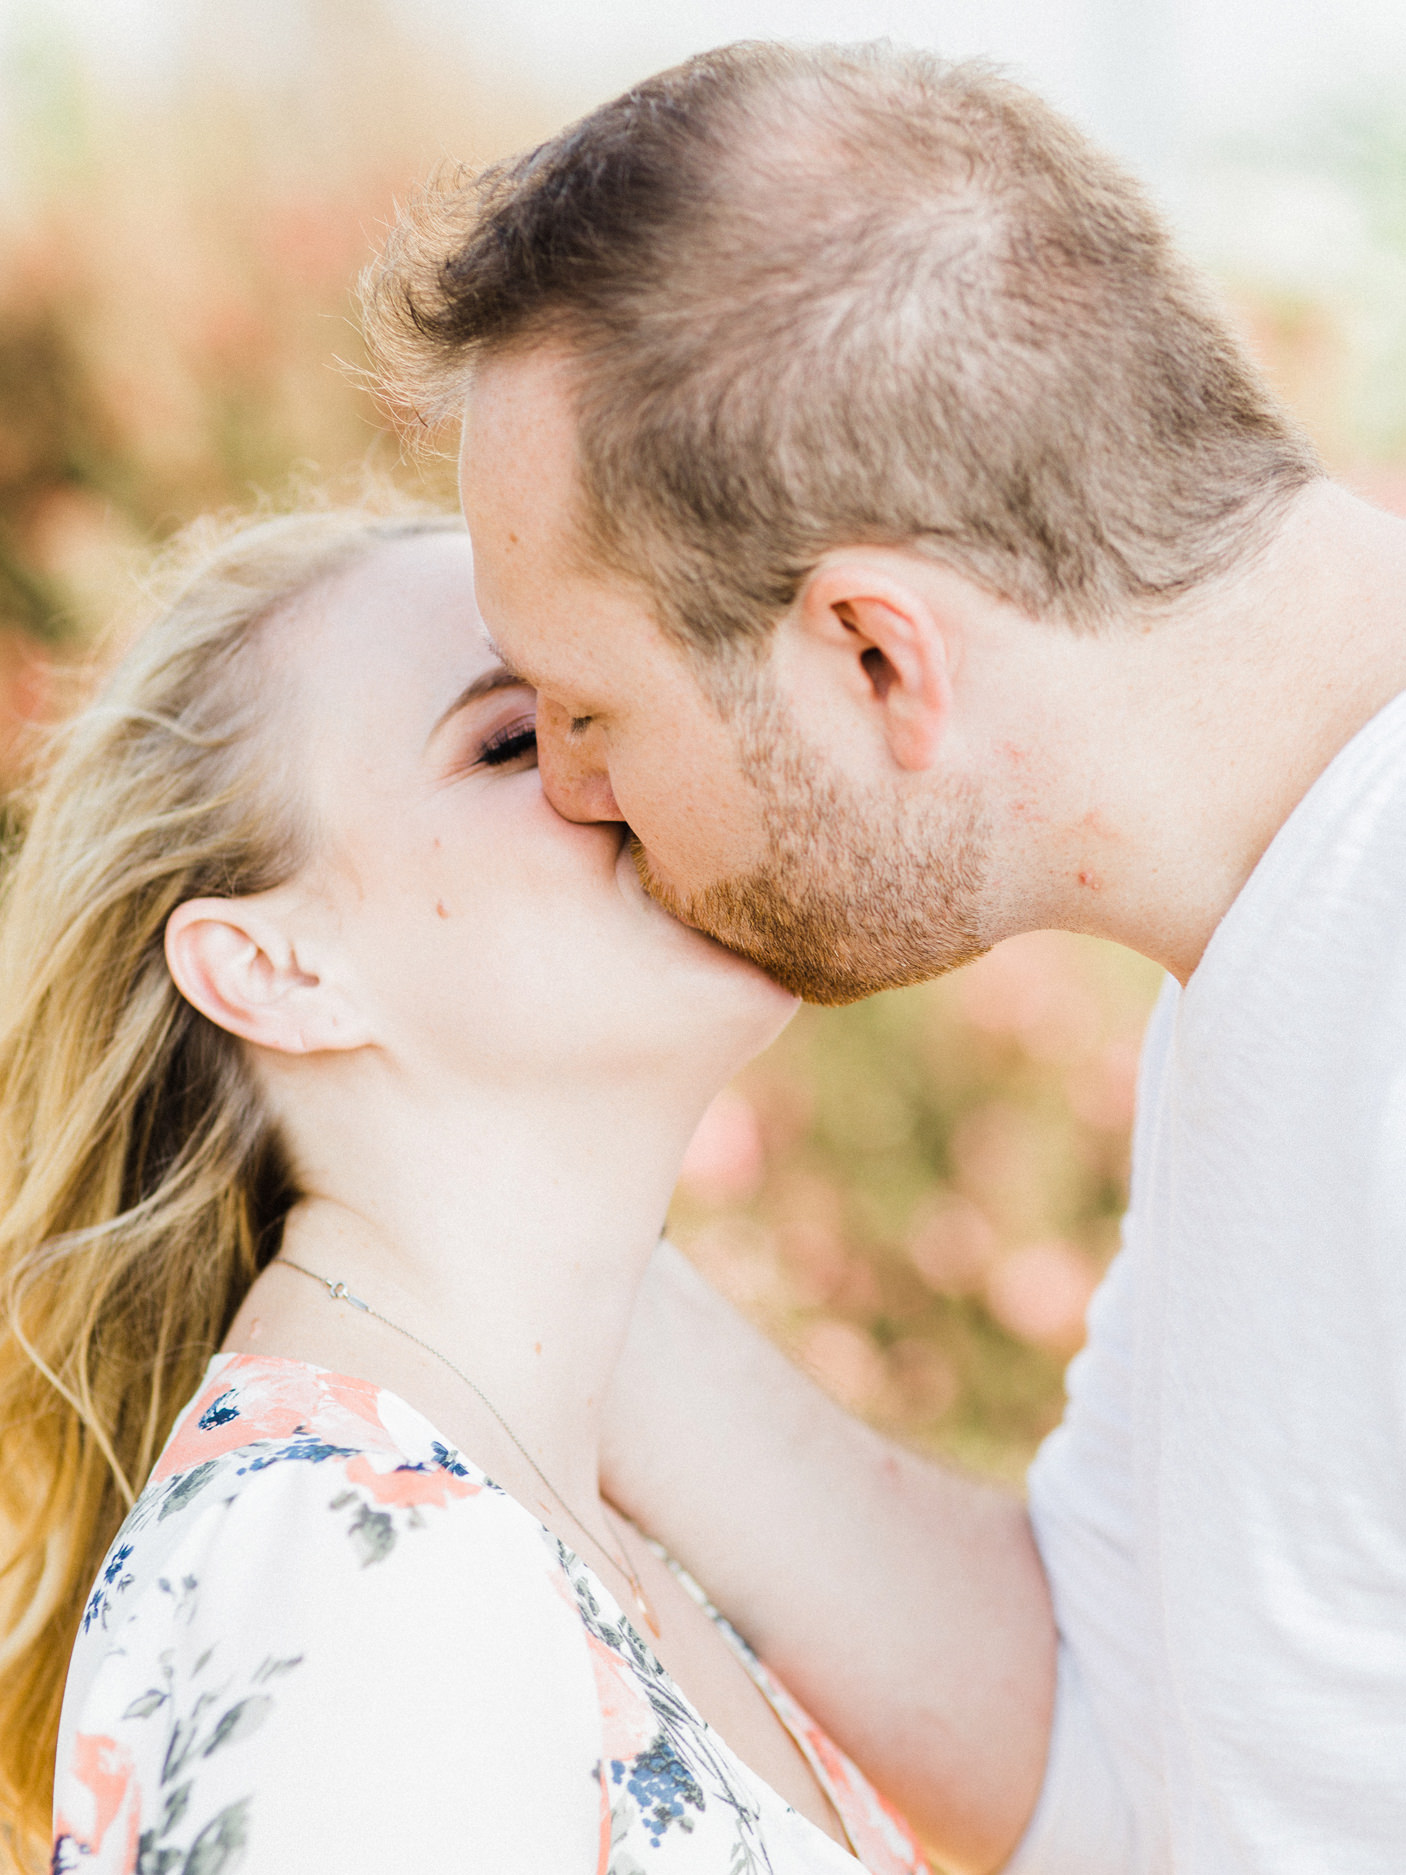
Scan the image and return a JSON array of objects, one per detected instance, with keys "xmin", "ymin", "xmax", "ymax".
[{"xmin": 8, "ymin": 38, "xmax": 1406, "ymax": 1875}]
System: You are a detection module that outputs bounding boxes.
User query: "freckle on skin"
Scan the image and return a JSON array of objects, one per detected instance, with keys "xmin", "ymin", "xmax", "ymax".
[
  {"xmin": 436, "ymin": 901, "xmax": 449, "ymax": 919},
  {"xmin": 534, "ymin": 1341, "xmax": 542, "ymax": 1356}
]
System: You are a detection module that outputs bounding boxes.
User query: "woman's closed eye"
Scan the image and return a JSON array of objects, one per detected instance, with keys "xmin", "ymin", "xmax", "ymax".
[{"xmin": 477, "ymin": 715, "xmax": 538, "ymax": 767}]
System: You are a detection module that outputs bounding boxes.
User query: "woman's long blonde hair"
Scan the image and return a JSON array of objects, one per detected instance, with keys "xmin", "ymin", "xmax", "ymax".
[{"xmin": 0, "ymin": 500, "xmax": 459, "ymax": 1868}]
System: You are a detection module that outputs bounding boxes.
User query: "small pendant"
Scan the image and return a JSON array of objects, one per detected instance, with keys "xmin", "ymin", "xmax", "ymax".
[{"xmin": 634, "ymin": 1586, "xmax": 662, "ymax": 1638}]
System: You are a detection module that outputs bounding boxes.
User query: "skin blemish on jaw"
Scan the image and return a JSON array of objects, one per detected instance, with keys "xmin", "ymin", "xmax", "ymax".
[
  {"xmin": 436, "ymin": 900, "xmax": 450, "ymax": 919},
  {"xmin": 1077, "ymin": 870, "xmax": 1102, "ymax": 891}
]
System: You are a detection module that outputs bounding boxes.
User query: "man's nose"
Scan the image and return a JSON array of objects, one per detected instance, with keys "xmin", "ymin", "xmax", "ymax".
[{"xmin": 536, "ymin": 696, "xmax": 624, "ymax": 823}]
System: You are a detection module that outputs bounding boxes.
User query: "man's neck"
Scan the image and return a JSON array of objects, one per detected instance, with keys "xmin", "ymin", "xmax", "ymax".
[{"xmin": 993, "ymin": 482, "xmax": 1406, "ymax": 981}]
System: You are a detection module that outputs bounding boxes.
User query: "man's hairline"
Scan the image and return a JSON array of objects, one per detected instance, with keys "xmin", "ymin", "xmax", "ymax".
[
  {"xmin": 462, "ymin": 331, "xmax": 1318, "ymax": 678},
  {"xmin": 461, "ymin": 338, "xmax": 783, "ymax": 697}
]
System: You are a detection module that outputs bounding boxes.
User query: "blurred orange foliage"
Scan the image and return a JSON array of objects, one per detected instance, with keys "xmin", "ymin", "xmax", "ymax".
[
  {"xmin": 673, "ymin": 934, "xmax": 1162, "ymax": 1481},
  {"xmin": 0, "ymin": 1, "xmax": 557, "ymax": 770}
]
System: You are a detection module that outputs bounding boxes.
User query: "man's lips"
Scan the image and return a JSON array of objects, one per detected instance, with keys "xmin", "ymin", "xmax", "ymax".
[
  {"xmin": 617, "ymin": 829, "xmax": 686, "ymax": 918},
  {"xmin": 615, "ymin": 831, "xmax": 722, "ymax": 945}
]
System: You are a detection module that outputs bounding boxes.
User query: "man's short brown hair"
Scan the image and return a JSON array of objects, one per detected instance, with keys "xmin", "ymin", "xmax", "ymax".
[{"xmin": 364, "ymin": 40, "xmax": 1321, "ymax": 649}]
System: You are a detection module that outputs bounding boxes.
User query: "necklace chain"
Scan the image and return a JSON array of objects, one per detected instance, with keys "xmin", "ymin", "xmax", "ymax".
[{"xmin": 274, "ymin": 1256, "xmax": 660, "ymax": 1635}]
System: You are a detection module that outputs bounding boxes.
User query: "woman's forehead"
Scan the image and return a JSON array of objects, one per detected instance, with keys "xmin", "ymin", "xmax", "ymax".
[{"xmin": 299, "ymin": 531, "xmax": 496, "ymax": 721}]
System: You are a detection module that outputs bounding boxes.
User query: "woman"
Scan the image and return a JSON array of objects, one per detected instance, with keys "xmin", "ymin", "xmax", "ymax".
[{"xmin": 0, "ymin": 504, "xmax": 930, "ymax": 1874}]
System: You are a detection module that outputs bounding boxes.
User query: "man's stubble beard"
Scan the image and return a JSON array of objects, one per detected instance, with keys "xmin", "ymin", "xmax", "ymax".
[{"xmin": 632, "ymin": 682, "xmax": 995, "ymax": 1007}]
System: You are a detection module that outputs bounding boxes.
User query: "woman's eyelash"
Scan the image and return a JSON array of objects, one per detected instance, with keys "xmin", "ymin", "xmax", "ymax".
[{"xmin": 478, "ymin": 723, "xmax": 538, "ymax": 767}]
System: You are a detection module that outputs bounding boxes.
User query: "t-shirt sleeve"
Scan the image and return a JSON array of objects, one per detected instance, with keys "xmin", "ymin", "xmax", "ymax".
[
  {"xmin": 53, "ymin": 1462, "xmax": 607, "ymax": 1874},
  {"xmin": 1010, "ymin": 1241, "xmax": 1153, "ymax": 1874},
  {"xmin": 1001, "ymin": 984, "xmax": 1180, "ymax": 1874},
  {"xmin": 1001, "ymin": 1247, "xmax": 1147, "ymax": 1875},
  {"xmin": 998, "ymin": 1644, "xmax": 1138, "ymax": 1875}
]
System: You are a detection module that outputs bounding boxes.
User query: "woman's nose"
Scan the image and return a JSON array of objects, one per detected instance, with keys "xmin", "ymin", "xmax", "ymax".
[{"xmin": 536, "ymin": 698, "xmax": 624, "ymax": 823}]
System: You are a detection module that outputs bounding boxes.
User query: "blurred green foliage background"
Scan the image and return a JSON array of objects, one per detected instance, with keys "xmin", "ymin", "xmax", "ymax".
[{"xmin": 1, "ymin": 3, "xmax": 1403, "ymax": 1484}]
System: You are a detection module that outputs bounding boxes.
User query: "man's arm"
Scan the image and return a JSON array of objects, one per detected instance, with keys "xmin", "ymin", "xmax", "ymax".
[{"xmin": 603, "ymin": 1241, "xmax": 1056, "ymax": 1874}]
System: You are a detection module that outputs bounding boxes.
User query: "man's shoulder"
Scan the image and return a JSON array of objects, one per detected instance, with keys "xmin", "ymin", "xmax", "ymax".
[{"xmin": 1196, "ymin": 687, "xmax": 1406, "ymax": 1003}]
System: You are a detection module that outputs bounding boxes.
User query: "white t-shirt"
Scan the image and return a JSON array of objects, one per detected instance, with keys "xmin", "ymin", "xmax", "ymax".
[{"xmin": 1006, "ymin": 687, "xmax": 1406, "ymax": 1874}]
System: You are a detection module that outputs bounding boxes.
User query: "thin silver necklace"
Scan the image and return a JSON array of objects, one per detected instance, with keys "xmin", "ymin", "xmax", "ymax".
[{"xmin": 274, "ymin": 1256, "xmax": 661, "ymax": 1635}]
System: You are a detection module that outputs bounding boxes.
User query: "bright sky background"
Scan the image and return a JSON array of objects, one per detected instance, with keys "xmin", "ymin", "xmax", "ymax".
[
  {"xmin": 10, "ymin": 0, "xmax": 1406, "ymax": 175},
  {"xmin": 0, "ymin": 6, "xmax": 1404, "ymax": 462},
  {"xmin": 3, "ymin": 0, "xmax": 1405, "ymax": 297}
]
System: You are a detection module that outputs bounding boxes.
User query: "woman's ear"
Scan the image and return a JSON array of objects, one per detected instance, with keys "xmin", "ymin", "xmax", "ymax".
[
  {"xmin": 164, "ymin": 896, "xmax": 370, "ymax": 1054},
  {"xmin": 796, "ymin": 556, "xmax": 954, "ymax": 771}
]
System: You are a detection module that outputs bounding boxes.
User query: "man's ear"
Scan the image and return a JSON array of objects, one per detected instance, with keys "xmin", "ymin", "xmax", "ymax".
[
  {"xmin": 164, "ymin": 897, "xmax": 370, "ymax": 1055},
  {"xmin": 795, "ymin": 556, "xmax": 954, "ymax": 771}
]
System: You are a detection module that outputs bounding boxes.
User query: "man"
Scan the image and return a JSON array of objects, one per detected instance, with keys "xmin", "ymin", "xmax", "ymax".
[{"xmin": 365, "ymin": 42, "xmax": 1406, "ymax": 1873}]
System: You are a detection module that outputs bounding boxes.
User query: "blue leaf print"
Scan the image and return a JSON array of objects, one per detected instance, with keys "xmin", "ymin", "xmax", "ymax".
[
  {"xmin": 179, "ymin": 1796, "xmax": 250, "ymax": 1875},
  {"xmin": 82, "ymin": 1543, "xmax": 136, "ymax": 1633},
  {"xmin": 157, "ymin": 1782, "xmax": 192, "ymax": 1836},
  {"xmin": 201, "ymin": 1696, "xmax": 274, "ymax": 1759},
  {"xmin": 328, "ymin": 1490, "xmax": 396, "ymax": 1568},
  {"xmin": 239, "ymin": 1437, "xmax": 359, "ymax": 1474},
  {"xmin": 251, "ymin": 1655, "xmax": 303, "ymax": 1685},
  {"xmin": 51, "ymin": 1833, "xmax": 83, "ymax": 1873},
  {"xmin": 158, "ymin": 1462, "xmax": 222, "ymax": 1522},
  {"xmin": 104, "ymin": 1541, "xmax": 135, "ymax": 1583},
  {"xmin": 430, "ymin": 1441, "xmax": 471, "ymax": 1477},
  {"xmin": 196, "ymin": 1389, "xmax": 240, "ymax": 1432},
  {"xmin": 134, "ymin": 1839, "xmax": 182, "ymax": 1874}
]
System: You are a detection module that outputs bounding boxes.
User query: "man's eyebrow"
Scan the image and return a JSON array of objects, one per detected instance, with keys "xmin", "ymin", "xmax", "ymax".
[{"xmin": 426, "ymin": 666, "xmax": 532, "ymax": 745}]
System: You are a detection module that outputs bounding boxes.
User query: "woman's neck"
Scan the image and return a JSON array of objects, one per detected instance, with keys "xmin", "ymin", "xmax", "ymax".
[{"xmin": 246, "ymin": 1061, "xmax": 705, "ymax": 1520}]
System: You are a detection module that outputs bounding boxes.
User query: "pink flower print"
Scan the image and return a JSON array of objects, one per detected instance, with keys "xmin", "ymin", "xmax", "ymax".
[
  {"xmin": 53, "ymin": 1732, "xmax": 141, "ymax": 1872},
  {"xmin": 153, "ymin": 1358, "xmax": 389, "ymax": 1481},
  {"xmin": 341, "ymin": 1451, "xmax": 480, "ymax": 1510}
]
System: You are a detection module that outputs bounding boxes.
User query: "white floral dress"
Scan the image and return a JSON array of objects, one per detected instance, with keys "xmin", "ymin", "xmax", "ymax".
[{"xmin": 54, "ymin": 1354, "xmax": 931, "ymax": 1875}]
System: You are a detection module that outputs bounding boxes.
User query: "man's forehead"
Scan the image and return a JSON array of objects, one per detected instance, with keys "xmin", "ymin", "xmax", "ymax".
[
  {"xmin": 458, "ymin": 350, "xmax": 691, "ymax": 701},
  {"xmin": 478, "ymin": 586, "xmax": 645, "ymax": 699},
  {"xmin": 460, "ymin": 349, "xmax": 580, "ymax": 511}
]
